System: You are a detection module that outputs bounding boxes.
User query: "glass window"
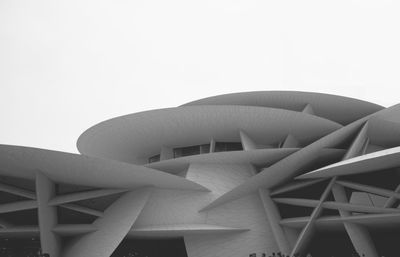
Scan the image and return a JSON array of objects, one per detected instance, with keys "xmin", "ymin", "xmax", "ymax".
[
  {"xmin": 214, "ymin": 142, "xmax": 243, "ymax": 152},
  {"xmin": 173, "ymin": 145, "xmax": 200, "ymax": 158},
  {"xmin": 148, "ymin": 154, "xmax": 160, "ymax": 163}
]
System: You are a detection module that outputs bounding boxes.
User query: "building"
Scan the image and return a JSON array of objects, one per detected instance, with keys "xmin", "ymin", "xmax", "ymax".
[{"xmin": 0, "ymin": 91, "xmax": 399, "ymax": 257}]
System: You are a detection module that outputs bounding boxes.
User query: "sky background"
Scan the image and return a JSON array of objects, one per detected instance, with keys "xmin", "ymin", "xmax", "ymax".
[{"xmin": 1, "ymin": 0, "xmax": 400, "ymax": 153}]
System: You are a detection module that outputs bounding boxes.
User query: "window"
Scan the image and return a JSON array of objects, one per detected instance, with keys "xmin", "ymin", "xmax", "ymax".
[
  {"xmin": 214, "ymin": 142, "xmax": 243, "ymax": 152},
  {"xmin": 148, "ymin": 154, "xmax": 160, "ymax": 163},
  {"xmin": 173, "ymin": 143, "xmax": 211, "ymax": 158}
]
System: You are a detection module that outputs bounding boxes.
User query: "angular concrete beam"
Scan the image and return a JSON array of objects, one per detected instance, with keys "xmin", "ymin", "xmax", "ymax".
[
  {"xmin": 384, "ymin": 184, "xmax": 400, "ymax": 208},
  {"xmin": 36, "ymin": 171, "xmax": 61, "ymax": 257},
  {"xmin": 53, "ymin": 224, "xmax": 97, "ymax": 236},
  {"xmin": 281, "ymin": 212, "xmax": 400, "ymax": 228},
  {"xmin": 0, "ymin": 200, "xmax": 37, "ymax": 214},
  {"xmin": 270, "ymin": 179, "xmax": 324, "ymax": 196},
  {"xmin": 332, "ymin": 184, "xmax": 378, "ymax": 257},
  {"xmin": 200, "ymin": 118, "xmax": 363, "ymax": 211},
  {"xmin": 59, "ymin": 203, "xmax": 104, "ymax": 217},
  {"xmin": 337, "ymin": 180, "xmax": 400, "ymax": 201},
  {"xmin": 290, "ymin": 177, "xmax": 336, "ymax": 256},
  {"xmin": 259, "ymin": 188, "xmax": 291, "ymax": 255},
  {"xmin": 63, "ymin": 187, "xmax": 152, "ymax": 257},
  {"xmin": 281, "ymin": 134, "xmax": 300, "ymax": 148},
  {"xmin": 0, "ymin": 182, "xmax": 36, "ymax": 199},
  {"xmin": 343, "ymin": 122, "xmax": 369, "ymax": 160},
  {"xmin": 49, "ymin": 188, "xmax": 127, "ymax": 206},
  {"xmin": 302, "ymin": 104, "xmax": 315, "ymax": 115},
  {"xmin": 240, "ymin": 131, "xmax": 258, "ymax": 150},
  {"xmin": 273, "ymin": 197, "xmax": 400, "ymax": 214}
]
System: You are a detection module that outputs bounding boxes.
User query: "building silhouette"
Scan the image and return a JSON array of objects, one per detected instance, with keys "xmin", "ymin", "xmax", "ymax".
[{"xmin": 0, "ymin": 91, "xmax": 399, "ymax": 257}]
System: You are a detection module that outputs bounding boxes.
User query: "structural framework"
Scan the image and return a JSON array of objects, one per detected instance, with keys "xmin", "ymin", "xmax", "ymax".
[{"xmin": 0, "ymin": 91, "xmax": 399, "ymax": 257}]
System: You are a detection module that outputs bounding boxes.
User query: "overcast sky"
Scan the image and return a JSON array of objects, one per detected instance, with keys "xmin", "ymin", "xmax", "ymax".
[{"xmin": 1, "ymin": 0, "xmax": 400, "ymax": 153}]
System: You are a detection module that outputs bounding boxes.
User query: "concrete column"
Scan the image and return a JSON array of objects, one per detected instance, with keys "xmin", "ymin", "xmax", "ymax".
[{"xmin": 36, "ymin": 171, "xmax": 61, "ymax": 257}]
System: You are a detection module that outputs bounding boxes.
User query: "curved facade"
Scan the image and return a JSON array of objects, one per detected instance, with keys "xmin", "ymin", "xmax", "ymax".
[{"xmin": 1, "ymin": 91, "xmax": 400, "ymax": 257}]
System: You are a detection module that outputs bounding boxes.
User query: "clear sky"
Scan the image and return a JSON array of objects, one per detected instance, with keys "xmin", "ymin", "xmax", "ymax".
[{"xmin": 1, "ymin": 0, "xmax": 399, "ymax": 153}]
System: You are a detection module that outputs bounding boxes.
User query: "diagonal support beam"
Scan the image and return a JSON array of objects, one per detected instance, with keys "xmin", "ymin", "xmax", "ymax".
[
  {"xmin": 342, "ymin": 122, "xmax": 369, "ymax": 160},
  {"xmin": 0, "ymin": 200, "xmax": 37, "ymax": 214},
  {"xmin": 270, "ymin": 179, "xmax": 325, "ymax": 196},
  {"xmin": 290, "ymin": 177, "xmax": 336, "ymax": 256},
  {"xmin": 273, "ymin": 197, "xmax": 400, "ymax": 214},
  {"xmin": 63, "ymin": 187, "xmax": 152, "ymax": 257},
  {"xmin": 384, "ymin": 184, "xmax": 400, "ymax": 208},
  {"xmin": 59, "ymin": 203, "xmax": 104, "ymax": 217},
  {"xmin": 0, "ymin": 182, "xmax": 36, "ymax": 199},
  {"xmin": 337, "ymin": 180, "xmax": 400, "ymax": 201},
  {"xmin": 332, "ymin": 184, "xmax": 378, "ymax": 257},
  {"xmin": 259, "ymin": 188, "xmax": 292, "ymax": 255},
  {"xmin": 49, "ymin": 188, "xmax": 127, "ymax": 206}
]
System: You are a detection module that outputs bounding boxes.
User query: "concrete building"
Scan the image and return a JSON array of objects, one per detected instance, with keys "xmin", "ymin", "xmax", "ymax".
[{"xmin": 0, "ymin": 91, "xmax": 399, "ymax": 257}]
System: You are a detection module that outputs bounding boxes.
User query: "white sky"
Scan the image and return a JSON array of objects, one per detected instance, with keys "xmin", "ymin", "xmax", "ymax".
[{"xmin": 1, "ymin": 0, "xmax": 400, "ymax": 153}]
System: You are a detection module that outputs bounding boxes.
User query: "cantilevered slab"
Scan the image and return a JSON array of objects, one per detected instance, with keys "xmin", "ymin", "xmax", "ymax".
[
  {"xmin": 0, "ymin": 144, "xmax": 207, "ymax": 191},
  {"xmin": 299, "ymin": 146, "xmax": 400, "ymax": 179},
  {"xmin": 182, "ymin": 91, "xmax": 383, "ymax": 125},
  {"xmin": 77, "ymin": 105, "xmax": 341, "ymax": 164},
  {"xmin": 128, "ymin": 224, "xmax": 249, "ymax": 238}
]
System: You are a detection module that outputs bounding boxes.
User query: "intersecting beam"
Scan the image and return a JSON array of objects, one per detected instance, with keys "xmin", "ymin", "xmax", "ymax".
[
  {"xmin": 0, "ymin": 182, "xmax": 36, "ymax": 199},
  {"xmin": 280, "ymin": 212, "xmax": 400, "ymax": 228},
  {"xmin": 273, "ymin": 197, "xmax": 400, "ymax": 214},
  {"xmin": 342, "ymin": 122, "xmax": 369, "ymax": 160},
  {"xmin": 49, "ymin": 188, "xmax": 127, "ymax": 206},
  {"xmin": 290, "ymin": 177, "xmax": 336, "ymax": 256},
  {"xmin": 0, "ymin": 200, "xmax": 37, "ymax": 214},
  {"xmin": 63, "ymin": 188, "xmax": 152, "ymax": 257},
  {"xmin": 59, "ymin": 203, "xmax": 104, "ymax": 217},
  {"xmin": 337, "ymin": 181, "xmax": 400, "ymax": 200},
  {"xmin": 384, "ymin": 184, "xmax": 400, "ymax": 208},
  {"xmin": 259, "ymin": 188, "xmax": 291, "ymax": 255},
  {"xmin": 332, "ymin": 184, "xmax": 378, "ymax": 257},
  {"xmin": 270, "ymin": 179, "xmax": 324, "ymax": 196}
]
